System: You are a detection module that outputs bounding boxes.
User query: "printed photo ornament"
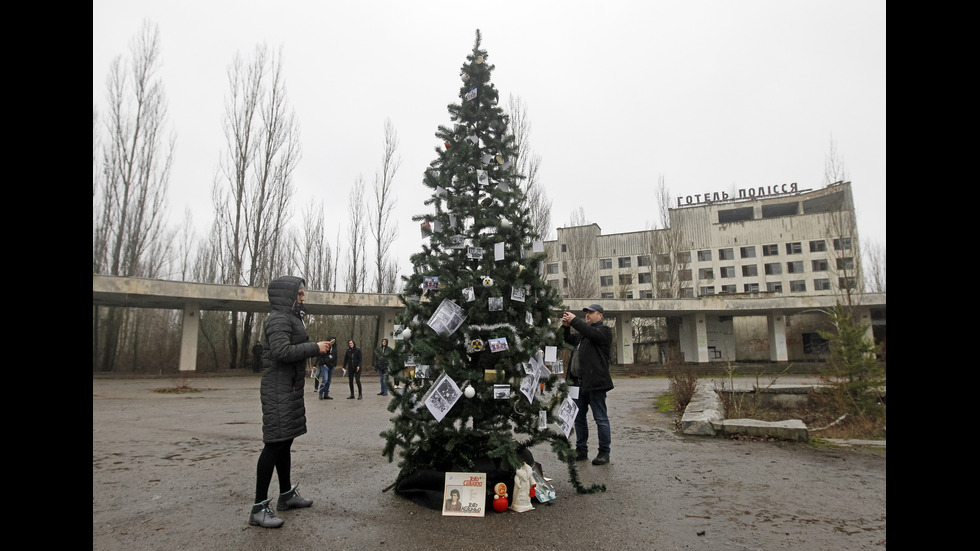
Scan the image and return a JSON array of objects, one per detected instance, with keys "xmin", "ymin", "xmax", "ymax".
[{"xmin": 467, "ymin": 338, "xmax": 485, "ymax": 353}]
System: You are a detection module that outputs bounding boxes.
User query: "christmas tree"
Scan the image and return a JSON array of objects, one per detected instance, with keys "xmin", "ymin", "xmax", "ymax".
[{"xmin": 380, "ymin": 31, "xmax": 604, "ymax": 507}]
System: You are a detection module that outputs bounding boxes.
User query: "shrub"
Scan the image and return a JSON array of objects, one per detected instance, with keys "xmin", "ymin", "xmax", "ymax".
[{"xmin": 667, "ymin": 366, "xmax": 699, "ymax": 412}]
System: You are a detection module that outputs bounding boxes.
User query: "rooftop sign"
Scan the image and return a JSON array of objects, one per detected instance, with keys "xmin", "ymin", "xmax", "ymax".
[{"xmin": 676, "ymin": 182, "xmax": 808, "ymax": 208}]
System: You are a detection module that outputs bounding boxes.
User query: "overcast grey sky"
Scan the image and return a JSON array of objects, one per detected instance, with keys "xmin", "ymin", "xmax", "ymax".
[{"xmin": 93, "ymin": 0, "xmax": 886, "ymax": 284}]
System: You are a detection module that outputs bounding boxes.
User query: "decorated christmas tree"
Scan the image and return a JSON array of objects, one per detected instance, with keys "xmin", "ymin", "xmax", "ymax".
[{"xmin": 380, "ymin": 31, "xmax": 604, "ymax": 509}]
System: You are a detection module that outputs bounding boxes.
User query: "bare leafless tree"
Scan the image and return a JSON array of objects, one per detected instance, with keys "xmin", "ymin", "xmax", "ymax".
[
  {"xmin": 212, "ymin": 42, "xmax": 300, "ymax": 369},
  {"xmin": 616, "ymin": 266, "xmax": 636, "ymax": 298},
  {"xmin": 345, "ymin": 175, "xmax": 368, "ymax": 293},
  {"xmin": 176, "ymin": 208, "xmax": 196, "ymax": 281},
  {"xmin": 297, "ymin": 201, "xmax": 332, "ymax": 291},
  {"xmin": 506, "ymin": 94, "xmax": 552, "ymax": 240},
  {"xmin": 93, "ymin": 105, "xmax": 101, "ymax": 197},
  {"xmin": 649, "ymin": 176, "xmax": 689, "ymax": 298},
  {"xmin": 93, "ymin": 20, "xmax": 176, "ymax": 372},
  {"xmin": 369, "ymin": 118, "xmax": 400, "ymax": 294},
  {"xmin": 192, "ymin": 218, "xmax": 225, "ymax": 284},
  {"xmin": 94, "ymin": 20, "xmax": 175, "ymax": 278},
  {"xmin": 822, "ymin": 136, "xmax": 861, "ymax": 306},
  {"xmin": 341, "ymin": 175, "xmax": 370, "ymax": 339},
  {"xmin": 862, "ymin": 240, "xmax": 886, "ymax": 293},
  {"xmin": 559, "ymin": 207, "xmax": 599, "ymax": 299},
  {"xmin": 332, "ymin": 225, "xmax": 342, "ymax": 292},
  {"xmin": 824, "ymin": 135, "xmax": 849, "ymax": 187}
]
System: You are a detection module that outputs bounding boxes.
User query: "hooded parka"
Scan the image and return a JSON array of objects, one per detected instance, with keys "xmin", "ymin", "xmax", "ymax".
[{"xmin": 260, "ymin": 276, "xmax": 319, "ymax": 443}]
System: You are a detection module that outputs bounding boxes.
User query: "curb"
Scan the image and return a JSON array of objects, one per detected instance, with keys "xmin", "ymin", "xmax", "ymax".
[{"xmin": 681, "ymin": 383, "xmax": 810, "ymax": 441}]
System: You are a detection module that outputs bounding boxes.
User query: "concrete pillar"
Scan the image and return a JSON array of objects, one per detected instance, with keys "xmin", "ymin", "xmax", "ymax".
[
  {"xmin": 615, "ymin": 313, "xmax": 634, "ymax": 365},
  {"xmin": 767, "ymin": 312, "xmax": 788, "ymax": 362},
  {"xmin": 179, "ymin": 302, "xmax": 200, "ymax": 372},
  {"xmin": 382, "ymin": 308, "xmax": 398, "ymax": 342},
  {"xmin": 693, "ymin": 312, "xmax": 709, "ymax": 363}
]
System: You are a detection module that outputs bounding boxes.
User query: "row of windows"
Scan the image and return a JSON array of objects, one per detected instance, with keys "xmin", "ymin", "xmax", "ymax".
[
  {"xmin": 698, "ymin": 257, "xmax": 854, "ymax": 279},
  {"xmin": 597, "ymin": 255, "xmax": 653, "ymax": 270},
  {"xmin": 697, "ymin": 238, "xmax": 852, "ymax": 262},
  {"xmin": 591, "ymin": 275, "xmax": 858, "ymax": 299},
  {"xmin": 551, "ymin": 237, "xmax": 854, "ymax": 275},
  {"xmin": 547, "ymin": 275, "xmax": 858, "ymax": 296},
  {"xmin": 549, "ymin": 257, "xmax": 855, "ymax": 283},
  {"xmin": 702, "ymin": 276, "xmax": 857, "ymax": 295}
]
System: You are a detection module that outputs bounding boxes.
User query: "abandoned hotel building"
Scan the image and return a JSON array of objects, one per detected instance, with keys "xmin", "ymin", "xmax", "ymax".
[{"xmin": 541, "ymin": 181, "xmax": 885, "ymax": 365}]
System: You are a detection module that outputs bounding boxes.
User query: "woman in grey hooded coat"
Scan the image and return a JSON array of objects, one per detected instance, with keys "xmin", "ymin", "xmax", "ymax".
[{"xmin": 248, "ymin": 276, "xmax": 330, "ymax": 529}]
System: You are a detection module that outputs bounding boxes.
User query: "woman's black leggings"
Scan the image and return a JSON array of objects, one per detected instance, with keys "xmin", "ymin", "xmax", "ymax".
[
  {"xmin": 254, "ymin": 438, "xmax": 294, "ymax": 503},
  {"xmin": 348, "ymin": 370, "xmax": 362, "ymax": 397}
]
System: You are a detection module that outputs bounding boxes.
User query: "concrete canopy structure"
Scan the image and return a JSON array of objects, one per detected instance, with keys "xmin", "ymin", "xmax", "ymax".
[
  {"xmin": 93, "ymin": 275, "xmax": 404, "ymax": 372},
  {"xmin": 93, "ymin": 275, "xmax": 883, "ymax": 372}
]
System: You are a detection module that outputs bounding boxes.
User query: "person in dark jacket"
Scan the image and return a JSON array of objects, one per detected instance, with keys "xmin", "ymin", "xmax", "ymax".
[
  {"xmin": 248, "ymin": 276, "xmax": 331, "ymax": 529},
  {"xmin": 374, "ymin": 338, "xmax": 392, "ymax": 396},
  {"xmin": 316, "ymin": 336, "xmax": 337, "ymax": 400},
  {"xmin": 344, "ymin": 339, "xmax": 363, "ymax": 399},
  {"xmin": 562, "ymin": 304, "xmax": 614, "ymax": 466},
  {"xmin": 252, "ymin": 343, "xmax": 263, "ymax": 373}
]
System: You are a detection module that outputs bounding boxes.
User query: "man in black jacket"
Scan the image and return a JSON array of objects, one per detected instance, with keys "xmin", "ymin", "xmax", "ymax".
[
  {"xmin": 374, "ymin": 338, "xmax": 392, "ymax": 396},
  {"xmin": 562, "ymin": 304, "xmax": 614, "ymax": 465},
  {"xmin": 316, "ymin": 337, "xmax": 337, "ymax": 400}
]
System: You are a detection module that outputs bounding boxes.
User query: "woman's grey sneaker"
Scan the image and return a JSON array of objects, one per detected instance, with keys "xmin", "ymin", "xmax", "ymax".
[
  {"xmin": 278, "ymin": 484, "xmax": 313, "ymax": 510},
  {"xmin": 248, "ymin": 499, "xmax": 283, "ymax": 528}
]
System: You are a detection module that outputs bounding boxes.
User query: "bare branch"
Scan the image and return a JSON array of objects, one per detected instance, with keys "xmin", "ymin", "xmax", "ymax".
[{"xmin": 369, "ymin": 118, "xmax": 400, "ymax": 293}]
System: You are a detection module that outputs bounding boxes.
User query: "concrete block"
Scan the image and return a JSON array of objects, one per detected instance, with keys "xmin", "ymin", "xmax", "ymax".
[
  {"xmin": 721, "ymin": 418, "xmax": 809, "ymax": 442},
  {"xmin": 680, "ymin": 383, "xmax": 725, "ymax": 436}
]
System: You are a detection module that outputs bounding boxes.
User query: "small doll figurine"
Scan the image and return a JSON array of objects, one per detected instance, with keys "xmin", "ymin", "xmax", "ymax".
[
  {"xmin": 492, "ymin": 482, "xmax": 508, "ymax": 512},
  {"xmin": 510, "ymin": 463, "xmax": 534, "ymax": 512}
]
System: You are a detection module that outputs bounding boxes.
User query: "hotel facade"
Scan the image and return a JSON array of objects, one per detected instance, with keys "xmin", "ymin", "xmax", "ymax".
[{"xmin": 542, "ymin": 181, "xmax": 885, "ymax": 364}]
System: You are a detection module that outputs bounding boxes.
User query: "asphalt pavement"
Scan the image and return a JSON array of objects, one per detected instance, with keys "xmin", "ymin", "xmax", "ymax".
[{"xmin": 93, "ymin": 374, "xmax": 886, "ymax": 550}]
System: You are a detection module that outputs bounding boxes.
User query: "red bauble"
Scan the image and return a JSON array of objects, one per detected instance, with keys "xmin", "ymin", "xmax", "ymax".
[{"xmin": 492, "ymin": 495, "xmax": 509, "ymax": 512}]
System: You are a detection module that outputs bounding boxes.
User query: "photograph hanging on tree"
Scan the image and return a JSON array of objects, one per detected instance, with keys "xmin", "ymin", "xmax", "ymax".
[
  {"xmin": 488, "ymin": 337, "xmax": 508, "ymax": 352},
  {"xmin": 520, "ymin": 371, "xmax": 540, "ymax": 404},
  {"xmin": 556, "ymin": 397, "xmax": 579, "ymax": 438},
  {"xmin": 423, "ymin": 276, "xmax": 440, "ymax": 290},
  {"xmin": 426, "ymin": 299, "xmax": 466, "ymax": 336},
  {"xmin": 422, "ymin": 371, "xmax": 462, "ymax": 422},
  {"xmin": 551, "ymin": 359, "xmax": 564, "ymax": 374}
]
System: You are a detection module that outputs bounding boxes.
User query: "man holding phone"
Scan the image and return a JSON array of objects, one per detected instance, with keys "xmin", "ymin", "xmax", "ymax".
[{"xmin": 562, "ymin": 304, "xmax": 614, "ymax": 465}]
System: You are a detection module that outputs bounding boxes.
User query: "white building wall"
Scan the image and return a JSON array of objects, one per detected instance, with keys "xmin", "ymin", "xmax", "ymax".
[{"xmin": 544, "ymin": 182, "xmax": 870, "ymax": 363}]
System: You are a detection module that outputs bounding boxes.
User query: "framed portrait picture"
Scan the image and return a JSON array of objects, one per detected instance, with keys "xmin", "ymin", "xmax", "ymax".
[{"xmin": 442, "ymin": 472, "xmax": 486, "ymax": 517}]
